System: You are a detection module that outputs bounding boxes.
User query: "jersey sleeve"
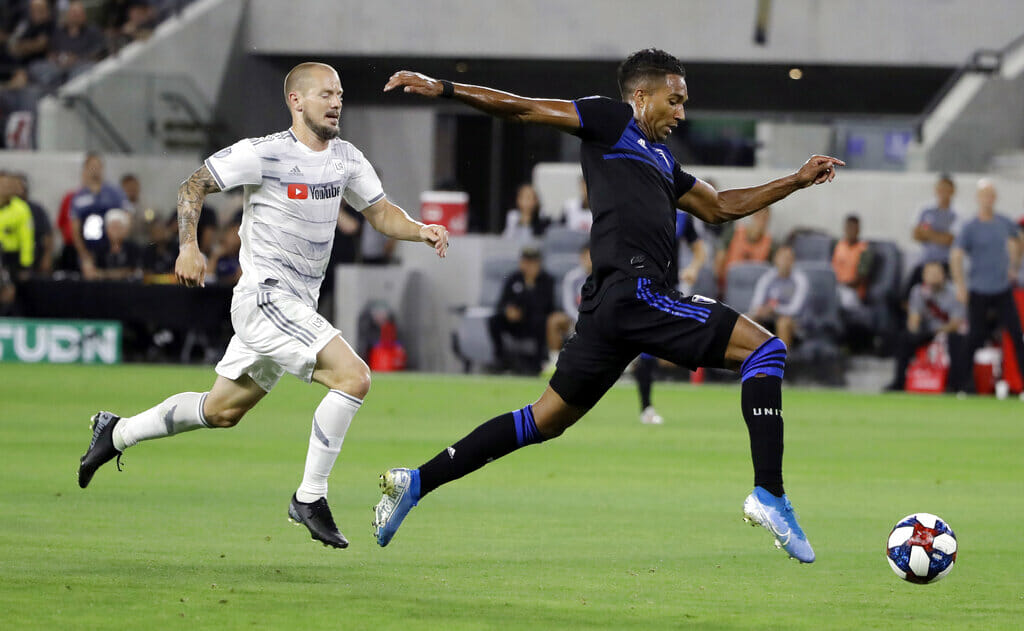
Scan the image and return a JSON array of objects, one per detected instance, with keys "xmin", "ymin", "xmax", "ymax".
[
  {"xmin": 907, "ymin": 285, "xmax": 925, "ymax": 317},
  {"xmin": 571, "ymin": 96, "xmax": 632, "ymax": 143},
  {"xmin": 342, "ymin": 149, "xmax": 385, "ymax": 212},
  {"xmin": 204, "ymin": 139, "xmax": 262, "ymax": 191},
  {"xmin": 673, "ymin": 163, "xmax": 697, "ymax": 199}
]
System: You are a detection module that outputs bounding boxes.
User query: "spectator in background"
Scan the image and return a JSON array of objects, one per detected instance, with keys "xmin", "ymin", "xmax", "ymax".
[
  {"xmin": 208, "ymin": 211, "xmax": 242, "ymax": 285},
  {"xmin": 503, "ymin": 182, "xmax": 550, "ymax": 243},
  {"xmin": 884, "ymin": 261, "xmax": 967, "ymax": 392},
  {"xmin": 107, "ymin": 0, "xmax": 158, "ymax": 51},
  {"xmin": 12, "ymin": 172, "xmax": 52, "ymax": 275},
  {"xmin": 714, "ymin": 206, "xmax": 772, "ymax": 293},
  {"xmin": 907, "ymin": 173, "xmax": 958, "ymax": 293},
  {"xmin": 560, "ymin": 177, "xmax": 592, "ymax": 233},
  {"xmin": 950, "ymin": 178, "xmax": 1024, "ymax": 395},
  {"xmin": 7, "ymin": 0, "xmax": 54, "ymax": 68},
  {"xmin": 34, "ymin": 0, "xmax": 104, "ymax": 87},
  {"xmin": 68, "ymin": 152, "xmax": 128, "ymax": 278},
  {"xmin": 0, "ymin": 171, "xmax": 34, "ymax": 275},
  {"xmin": 94, "ymin": 208, "xmax": 141, "ymax": 280},
  {"xmin": 747, "ymin": 244, "xmax": 808, "ymax": 350},
  {"xmin": 831, "ymin": 214, "xmax": 873, "ymax": 311},
  {"xmin": 489, "ymin": 245, "xmax": 556, "ymax": 374},
  {"xmin": 140, "ymin": 209, "xmax": 176, "ymax": 276},
  {"xmin": 120, "ymin": 172, "xmax": 141, "ymax": 211},
  {"xmin": 542, "ymin": 243, "xmax": 591, "ymax": 374}
]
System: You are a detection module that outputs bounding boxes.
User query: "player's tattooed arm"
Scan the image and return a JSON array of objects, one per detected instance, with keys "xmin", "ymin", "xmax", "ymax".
[
  {"xmin": 174, "ymin": 165, "xmax": 220, "ymax": 287},
  {"xmin": 176, "ymin": 164, "xmax": 221, "ymax": 246}
]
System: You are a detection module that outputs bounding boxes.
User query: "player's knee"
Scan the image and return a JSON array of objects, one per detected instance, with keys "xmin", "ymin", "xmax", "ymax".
[
  {"xmin": 205, "ymin": 406, "xmax": 246, "ymax": 428},
  {"xmin": 739, "ymin": 336, "xmax": 787, "ymax": 381},
  {"xmin": 324, "ymin": 365, "xmax": 371, "ymax": 399}
]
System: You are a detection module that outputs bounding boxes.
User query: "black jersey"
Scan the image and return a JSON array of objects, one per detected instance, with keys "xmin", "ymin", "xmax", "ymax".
[{"xmin": 571, "ymin": 96, "xmax": 696, "ymax": 310}]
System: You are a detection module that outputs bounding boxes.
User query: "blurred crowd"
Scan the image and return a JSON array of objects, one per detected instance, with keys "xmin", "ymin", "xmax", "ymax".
[
  {"xmin": 479, "ymin": 175, "xmax": 1024, "ymax": 394},
  {"xmin": 0, "ymin": 0, "xmax": 191, "ymax": 148}
]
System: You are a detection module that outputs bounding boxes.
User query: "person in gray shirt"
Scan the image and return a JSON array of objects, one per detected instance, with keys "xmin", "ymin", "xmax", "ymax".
[
  {"xmin": 905, "ymin": 174, "xmax": 957, "ymax": 296},
  {"xmin": 748, "ymin": 244, "xmax": 808, "ymax": 350},
  {"xmin": 885, "ymin": 262, "xmax": 967, "ymax": 391},
  {"xmin": 950, "ymin": 178, "xmax": 1024, "ymax": 395}
]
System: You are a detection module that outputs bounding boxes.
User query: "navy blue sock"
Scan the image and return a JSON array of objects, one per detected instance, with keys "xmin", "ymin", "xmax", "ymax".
[
  {"xmin": 636, "ymin": 354, "xmax": 655, "ymax": 410},
  {"xmin": 418, "ymin": 405, "xmax": 544, "ymax": 497},
  {"xmin": 740, "ymin": 338, "xmax": 786, "ymax": 497}
]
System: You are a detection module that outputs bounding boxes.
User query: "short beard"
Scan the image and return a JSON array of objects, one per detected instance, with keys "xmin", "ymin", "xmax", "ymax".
[{"xmin": 303, "ymin": 111, "xmax": 338, "ymax": 141}]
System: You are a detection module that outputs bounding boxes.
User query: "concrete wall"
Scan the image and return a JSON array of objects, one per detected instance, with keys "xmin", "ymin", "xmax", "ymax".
[
  {"xmin": 37, "ymin": 0, "xmax": 245, "ymax": 153},
  {"xmin": 247, "ymin": 0, "xmax": 1024, "ymax": 67}
]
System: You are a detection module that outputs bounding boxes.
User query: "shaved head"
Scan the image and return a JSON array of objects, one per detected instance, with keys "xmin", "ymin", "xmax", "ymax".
[{"xmin": 284, "ymin": 62, "xmax": 338, "ymax": 104}]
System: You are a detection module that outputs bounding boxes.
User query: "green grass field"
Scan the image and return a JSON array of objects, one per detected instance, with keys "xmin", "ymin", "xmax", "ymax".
[{"xmin": 1, "ymin": 363, "xmax": 1022, "ymax": 630}]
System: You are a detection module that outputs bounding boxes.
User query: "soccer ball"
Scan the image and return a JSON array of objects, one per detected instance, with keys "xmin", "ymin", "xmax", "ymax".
[{"xmin": 886, "ymin": 513, "xmax": 957, "ymax": 584}]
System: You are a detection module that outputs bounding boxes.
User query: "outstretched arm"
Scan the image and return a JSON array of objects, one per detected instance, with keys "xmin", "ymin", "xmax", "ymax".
[
  {"xmin": 363, "ymin": 197, "xmax": 449, "ymax": 258},
  {"xmin": 678, "ymin": 155, "xmax": 845, "ymax": 225},
  {"xmin": 384, "ymin": 70, "xmax": 580, "ymax": 131},
  {"xmin": 174, "ymin": 165, "xmax": 221, "ymax": 287}
]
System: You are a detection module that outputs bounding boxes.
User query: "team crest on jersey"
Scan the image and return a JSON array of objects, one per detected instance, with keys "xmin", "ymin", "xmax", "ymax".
[
  {"xmin": 691, "ymin": 295, "xmax": 716, "ymax": 305},
  {"xmin": 307, "ymin": 314, "xmax": 327, "ymax": 331},
  {"xmin": 332, "ymin": 160, "xmax": 345, "ymax": 173}
]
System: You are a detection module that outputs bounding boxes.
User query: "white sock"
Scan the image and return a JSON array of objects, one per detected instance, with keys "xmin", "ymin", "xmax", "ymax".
[
  {"xmin": 112, "ymin": 392, "xmax": 210, "ymax": 451},
  {"xmin": 295, "ymin": 389, "xmax": 361, "ymax": 503}
]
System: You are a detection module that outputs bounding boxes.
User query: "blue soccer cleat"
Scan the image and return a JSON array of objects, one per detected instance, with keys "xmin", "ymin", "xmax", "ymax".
[
  {"xmin": 742, "ymin": 486, "xmax": 815, "ymax": 563},
  {"xmin": 373, "ymin": 468, "xmax": 420, "ymax": 547}
]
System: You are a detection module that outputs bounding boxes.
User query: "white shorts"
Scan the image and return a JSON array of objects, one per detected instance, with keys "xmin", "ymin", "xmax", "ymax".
[{"xmin": 215, "ymin": 290, "xmax": 341, "ymax": 392}]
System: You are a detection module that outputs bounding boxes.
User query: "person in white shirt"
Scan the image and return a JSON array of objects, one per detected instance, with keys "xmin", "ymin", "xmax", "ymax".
[
  {"xmin": 502, "ymin": 183, "xmax": 550, "ymax": 243},
  {"xmin": 561, "ymin": 177, "xmax": 592, "ymax": 233},
  {"xmin": 77, "ymin": 62, "xmax": 449, "ymax": 549}
]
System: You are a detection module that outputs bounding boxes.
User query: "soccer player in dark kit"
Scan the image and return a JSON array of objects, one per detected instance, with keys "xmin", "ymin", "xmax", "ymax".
[{"xmin": 374, "ymin": 49, "xmax": 843, "ymax": 563}]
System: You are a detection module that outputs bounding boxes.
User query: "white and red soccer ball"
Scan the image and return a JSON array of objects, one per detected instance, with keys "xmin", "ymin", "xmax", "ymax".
[{"xmin": 886, "ymin": 513, "xmax": 957, "ymax": 584}]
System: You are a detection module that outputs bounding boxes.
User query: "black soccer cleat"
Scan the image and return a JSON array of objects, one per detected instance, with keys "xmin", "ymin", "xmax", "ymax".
[
  {"xmin": 288, "ymin": 494, "xmax": 349, "ymax": 549},
  {"xmin": 78, "ymin": 411, "xmax": 123, "ymax": 489}
]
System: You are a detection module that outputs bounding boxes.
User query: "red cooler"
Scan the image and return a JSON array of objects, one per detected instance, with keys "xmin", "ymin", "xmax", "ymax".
[{"xmin": 420, "ymin": 191, "xmax": 469, "ymax": 235}]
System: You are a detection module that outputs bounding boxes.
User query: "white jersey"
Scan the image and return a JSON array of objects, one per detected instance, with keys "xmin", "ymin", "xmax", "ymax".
[{"xmin": 204, "ymin": 129, "xmax": 384, "ymax": 308}]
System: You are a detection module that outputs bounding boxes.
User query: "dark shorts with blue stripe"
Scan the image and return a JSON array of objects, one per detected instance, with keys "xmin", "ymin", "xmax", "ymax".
[{"xmin": 550, "ymin": 276, "xmax": 740, "ymax": 410}]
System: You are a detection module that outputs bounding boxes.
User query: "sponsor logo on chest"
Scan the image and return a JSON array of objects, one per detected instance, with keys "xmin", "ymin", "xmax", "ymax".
[{"xmin": 287, "ymin": 182, "xmax": 341, "ymax": 201}]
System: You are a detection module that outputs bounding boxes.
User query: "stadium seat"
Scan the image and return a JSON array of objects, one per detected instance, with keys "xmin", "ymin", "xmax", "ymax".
[
  {"xmin": 792, "ymin": 261, "xmax": 846, "ymax": 384},
  {"xmin": 451, "ymin": 306, "xmax": 496, "ymax": 372},
  {"xmin": 541, "ymin": 226, "xmax": 589, "ymax": 258},
  {"xmin": 724, "ymin": 262, "xmax": 771, "ymax": 313},
  {"xmin": 451, "ymin": 255, "xmax": 519, "ymax": 372},
  {"xmin": 789, "ymin": 230, "xmax": 835, "ymax": 262},
  {"xmin": 865, "ymin": 240, "xmax": 903, "ymax": 338},
  {"xmin": 478, "ymin": 256, "xmax": 520, "ymax": 307}
]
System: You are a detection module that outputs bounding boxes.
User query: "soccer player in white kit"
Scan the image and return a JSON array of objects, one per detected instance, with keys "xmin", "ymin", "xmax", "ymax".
[{"xmin": 78, "ymin": 62, "xmax": 449, "ymax": 549}]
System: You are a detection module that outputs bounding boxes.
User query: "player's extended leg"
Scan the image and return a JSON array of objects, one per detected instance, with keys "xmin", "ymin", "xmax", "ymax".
[
  {"xmin": 78, "ymin": 374, "xmax": 266, "ymax": 489},
  {"xmin": 725, "ymin": 315, "xmax": 814, "ymax": 563},
  {"xmin": 286, "ymin": 335, "xmax": 370, "ymax": 549},
  {"xmin": 373, "ymin": 385, "xmax": 586, "ymax": 546}
]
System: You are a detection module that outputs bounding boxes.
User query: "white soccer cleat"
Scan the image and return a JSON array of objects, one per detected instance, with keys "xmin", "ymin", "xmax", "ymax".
[{"xmin": 640, "ymin": 406, "xmax": 664, "ymax": 425}]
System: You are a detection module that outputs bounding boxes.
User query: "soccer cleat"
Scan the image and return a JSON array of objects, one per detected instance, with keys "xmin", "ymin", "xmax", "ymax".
[
  {"xmin": 640, "ymin": 406, "xmax": 664, "ymax": 425},
  {"xmin": 373, "ymin": 468, "xmax": 420, "ymax": 547},
  {"xmin": 742, "ymin": 486, "xmax": 815, "ymax": 563},
  {"xmin": 78, "ymin": 411, "xmax": 123, "ymax": 489},
  {"xmin": 288, "ymin": 494, "xmax": 349, "ymax": 549}
]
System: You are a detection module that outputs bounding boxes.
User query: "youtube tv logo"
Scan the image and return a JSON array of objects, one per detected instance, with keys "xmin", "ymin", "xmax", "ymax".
[{"xmin": 287, "ymin": 183, "xmax": 309, "ymax": 199}]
